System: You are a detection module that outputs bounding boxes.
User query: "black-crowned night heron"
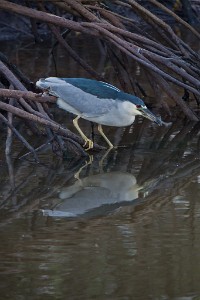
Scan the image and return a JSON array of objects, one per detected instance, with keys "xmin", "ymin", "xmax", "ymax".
[{"xmin": 36, "ymin": 77, "xmax": 162, "ymax": 149}]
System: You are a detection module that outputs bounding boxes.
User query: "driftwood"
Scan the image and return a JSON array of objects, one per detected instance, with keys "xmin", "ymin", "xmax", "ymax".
[{"xmin": 0, "ymin": 0, "xmax": 200, "ymax": 159}]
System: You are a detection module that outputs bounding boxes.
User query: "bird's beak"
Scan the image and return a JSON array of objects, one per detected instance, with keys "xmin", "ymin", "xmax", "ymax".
[{"xmin": 138, "ymin": 107, "xmax": 162, "ymax": 125}]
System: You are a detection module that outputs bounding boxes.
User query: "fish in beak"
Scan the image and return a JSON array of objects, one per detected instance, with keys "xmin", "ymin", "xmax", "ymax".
[{"xmin": 138, "ymin": 107, "xmax": 163, "ymax": 125}]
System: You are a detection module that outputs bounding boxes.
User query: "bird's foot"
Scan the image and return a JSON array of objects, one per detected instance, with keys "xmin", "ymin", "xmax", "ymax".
[
  {"xmin": 83, "ymin": 138, "xmax": 94, "ymax": 151},
  {"xmin": 74, "ymin": 155, "xmax": 93, "ymax": 181}
]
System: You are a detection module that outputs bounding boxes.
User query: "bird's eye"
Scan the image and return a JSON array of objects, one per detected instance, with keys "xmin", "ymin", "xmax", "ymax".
[{"xmin": 136, "ymin": 105, "xmax": 142, "ymax": 108}]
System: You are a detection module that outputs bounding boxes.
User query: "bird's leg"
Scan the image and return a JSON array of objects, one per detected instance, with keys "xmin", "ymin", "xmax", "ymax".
[
  {"xmin": 74, "ymin": 155, "xmax": 93, "ymax": 181},
  {"xmin": 99, "ymin": 148, "xmax": 113, "ymax": 171},
  {"xmin": 73, "ymin": 116, "xmax": 93, "ymax": 150},
  {"xmin": 97, "ymin": 124, "xmax": 114, "ymax": 149}
]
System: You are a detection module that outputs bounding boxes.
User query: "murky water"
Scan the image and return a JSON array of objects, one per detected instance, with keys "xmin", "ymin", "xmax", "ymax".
[{"xmin": 1, "ymin": 37, "xmax": 200, "ymax": 300}]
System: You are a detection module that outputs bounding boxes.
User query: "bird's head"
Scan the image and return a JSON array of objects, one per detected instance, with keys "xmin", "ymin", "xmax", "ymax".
[
  {"xmin": 124, "ymin": 95, "xmax": 162, "ymax": 125},
  {"xmin": 134, "ymin": 103, "xmax": 162, "ymax": 125}
]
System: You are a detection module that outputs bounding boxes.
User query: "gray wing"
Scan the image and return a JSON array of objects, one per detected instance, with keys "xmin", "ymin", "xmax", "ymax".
[{"xmin": 51, "ymin": 83, "xmax": 118, "ymax": 117}]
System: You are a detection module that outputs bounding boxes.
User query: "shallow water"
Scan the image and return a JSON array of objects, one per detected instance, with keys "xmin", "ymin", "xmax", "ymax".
[{"xmin": 1, "ymin": 37, "xmax": 200, "ymax": 300}]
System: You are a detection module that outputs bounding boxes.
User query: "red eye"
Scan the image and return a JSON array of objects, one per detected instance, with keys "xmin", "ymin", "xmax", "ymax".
[{"xmin": 136, "ymin": 105, "xmax": 141, "ymax": 108}]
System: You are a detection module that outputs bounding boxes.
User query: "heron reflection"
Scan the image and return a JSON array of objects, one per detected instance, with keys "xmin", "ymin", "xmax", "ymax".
[{"xmin": 42, "ymin": 165, "xmax": 141, "ymax": 218}]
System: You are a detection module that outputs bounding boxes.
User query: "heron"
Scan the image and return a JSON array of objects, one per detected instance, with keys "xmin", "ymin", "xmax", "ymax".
[{"xmin": 36, "ymin": 77, "xmax": 162, "ymax": 150}]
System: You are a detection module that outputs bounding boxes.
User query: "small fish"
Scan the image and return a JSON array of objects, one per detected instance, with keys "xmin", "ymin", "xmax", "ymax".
[{"xmin": 156, "ymin": 116, "xmax": 172, "ymax": 127}]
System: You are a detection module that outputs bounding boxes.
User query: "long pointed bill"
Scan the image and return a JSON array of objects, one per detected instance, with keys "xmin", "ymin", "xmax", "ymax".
[{"xmin": 139, "ymin": 108, "xmax": 162, "ymax": 125}]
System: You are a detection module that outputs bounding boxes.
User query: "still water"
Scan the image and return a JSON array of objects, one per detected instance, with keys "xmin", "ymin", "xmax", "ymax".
[{"xmin": 1, "ymin": 37, "xmax": 200, "ymax": 300}]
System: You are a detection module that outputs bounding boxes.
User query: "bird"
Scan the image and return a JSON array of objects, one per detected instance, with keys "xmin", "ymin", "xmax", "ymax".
[{"xmin": 36, "ymin": 77, "xmax": 162, "ymax": 150}]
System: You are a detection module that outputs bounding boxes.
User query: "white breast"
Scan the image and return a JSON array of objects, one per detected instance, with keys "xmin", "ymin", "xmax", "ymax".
[
  {"xmin": 83, "ymin": 101, "xmax": 136, "ymax": 127},
  {"xmin": 57, "ymin": 97, "xmax": 136, "ymax": 127}
]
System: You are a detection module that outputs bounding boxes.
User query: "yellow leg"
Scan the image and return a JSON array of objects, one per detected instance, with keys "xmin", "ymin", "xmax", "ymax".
[
  {"xmin": 74, "ymin": 155, "xmax": 93, "ymax": 181},
  {"xmin": 98, "ymin": 124, "xmax": 114, "ymax": 149},
  {"xmin": 99, "ymin": 148, "xmax": 113, "ymax": 170},
  {"xmin": 73, "ymin": 116, "xmax": 93, "ymax": 150}
]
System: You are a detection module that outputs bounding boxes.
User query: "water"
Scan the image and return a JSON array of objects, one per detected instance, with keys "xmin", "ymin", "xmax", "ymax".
[{"xmin": 1, "ymin": 37, "xmax": 200, "ymax": 300}]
